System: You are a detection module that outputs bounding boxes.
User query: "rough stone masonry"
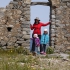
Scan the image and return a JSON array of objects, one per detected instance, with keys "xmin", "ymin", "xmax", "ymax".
[
  {"xmin": 0, "ymin": 0, "xmax": 70, "ymax": 52},
  {"xmin": 50, "ymin": 0, "xmax": 70, "ymax": 52},
  {"xmin": 0, "ymin": 0, "xmax": 31, "ymax": 48}
]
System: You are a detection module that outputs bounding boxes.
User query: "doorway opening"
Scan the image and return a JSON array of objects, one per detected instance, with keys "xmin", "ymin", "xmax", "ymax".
[
  {"xmin": 30, "ymin": 5, "xmax": 50, "ymax": 37},
  {"xmin": 30, "ymin": 0, "xmax": 50, "ymax": 51}
]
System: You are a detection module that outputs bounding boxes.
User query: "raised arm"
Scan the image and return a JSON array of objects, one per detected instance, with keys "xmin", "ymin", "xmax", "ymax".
[
  {"xmin": 41, "ymin": 22, "xmax": 50, "ymax": 26},
  {"xmin": 30, "ymin": 24, "xmax": 34, "ymax": 30}
]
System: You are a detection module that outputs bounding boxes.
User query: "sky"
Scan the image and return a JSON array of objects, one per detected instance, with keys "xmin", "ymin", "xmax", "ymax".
[{"xmin": 0, "ymin": 0, "xmax": 50, "ymax": 38}]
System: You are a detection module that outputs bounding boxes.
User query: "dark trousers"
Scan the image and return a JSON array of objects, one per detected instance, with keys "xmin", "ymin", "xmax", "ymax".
[
  {"xmin": 31, "ymin": 34, "xmax": 41, "ymax": 52},
  {"xmin": 40, "ymin": 44, "xmax": 46, "ymax": 52}
]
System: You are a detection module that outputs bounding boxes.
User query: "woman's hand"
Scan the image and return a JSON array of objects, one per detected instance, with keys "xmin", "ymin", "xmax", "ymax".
[{"xmin": 30, "ymin": 24, "xmax": 34, "ymax": 30}]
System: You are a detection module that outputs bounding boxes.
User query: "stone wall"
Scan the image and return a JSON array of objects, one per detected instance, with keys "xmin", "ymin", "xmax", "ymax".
[
  {"xmin": 0, "ymin": 0, "xmax": 70, "ymax": 52},
  {"xmin": 0, "ymin": 0, "xmax": 31, "ymax": 48},
  {"xmin": 50, "ymin": 0, "xmax": 70, "ymax": 52}
]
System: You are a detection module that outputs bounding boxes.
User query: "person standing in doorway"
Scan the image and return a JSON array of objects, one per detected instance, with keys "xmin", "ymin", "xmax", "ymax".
[
  {"xmin": 40, "ymin": 29, "xmax": 49, "ymax": 55},
  {"xmin": 32, "ymin": 34, "xmax": 40, "ymax": 54},
  {"xmin": 30, "ymin": 17, "xmax": 50, "ymax": 53}
]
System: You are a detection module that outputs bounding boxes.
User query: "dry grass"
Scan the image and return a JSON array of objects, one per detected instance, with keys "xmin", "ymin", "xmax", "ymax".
[{"xmin": 0, "ymin": 48, "xmax": 70, "ymax": 70}]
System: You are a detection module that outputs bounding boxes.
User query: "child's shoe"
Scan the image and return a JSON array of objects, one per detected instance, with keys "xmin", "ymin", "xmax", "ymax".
[
  {"xmin": 43, "ymin": 52, "xmax": 46, "ymax": 55},
  {"xmin": 40, "ymin": 51, "xmax": 44, "ymax": 54}
]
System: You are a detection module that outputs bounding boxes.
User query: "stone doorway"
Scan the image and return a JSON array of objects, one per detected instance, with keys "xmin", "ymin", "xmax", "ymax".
[
  {"xmin": 31, "ymin": 0, "xmax": 51, "ymax": 46},
  {"xmin": 0, "ymin": 0, "xmax": 69, "ymax": 52},
  {"xmin": 30, "ymin": 0, "xmax": 51, "ymax": 51}
]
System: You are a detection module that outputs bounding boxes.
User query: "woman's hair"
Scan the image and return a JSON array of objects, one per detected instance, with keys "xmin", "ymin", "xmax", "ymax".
[{"xmin": 34, "ymin": 19, "xmax": 40, "ymax": 24}]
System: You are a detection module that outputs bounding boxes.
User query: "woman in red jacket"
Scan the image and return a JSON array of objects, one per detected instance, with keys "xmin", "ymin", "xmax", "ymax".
[{"xmin": 30, "ymin": 17, "xmax": 50, "ymax": 53}]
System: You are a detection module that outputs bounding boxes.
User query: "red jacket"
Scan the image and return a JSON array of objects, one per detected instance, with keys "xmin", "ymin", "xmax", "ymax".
[{"xmin": 30, "ymin": 22, "xmax": 50, "ymax": 35}]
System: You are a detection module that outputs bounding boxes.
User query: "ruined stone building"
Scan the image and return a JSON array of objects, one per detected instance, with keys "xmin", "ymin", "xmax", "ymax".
[{"xmin": 0, "ymin": 0, "xmax": 70, "ymax": 52}]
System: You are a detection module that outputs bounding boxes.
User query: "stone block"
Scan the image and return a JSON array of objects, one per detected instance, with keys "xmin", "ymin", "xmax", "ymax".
[
  {"xmin": 16, "ymin": 41, "xmax": 25, "ymax": 44},
  {"xmin": 52, "ymin": 0, "xmax": 60, "ymax": 6},
  {"xmin": 10, "ymin": 37, "xmax": 17, "ymax": 42},
  {"xmin": 8, "ymin": 42, "xmax": 14, "ymax": 46},
  {"xmin": 56, "ymin": 20, "xmax": 61, "ymax": 23},
  {"xmin": 15, "ymin": 23, "xmax": 20, "ymax": 28},
  {"xmin": 20, "ymin": 18, "xmax": 25, "ymax": 21},
  {"xmin": 68, "ymin": 38, "xmax": 70, "ymax": 41},
  {"xmin": 51, "ymin": 37, "xmax": 55, "ymax": 41},
  {"xmin": 16, "ymin": 10, "xmax": 22, "ymax": 15},
  {"xmin": 21, "ymin": 25, "xmax": 30, "ymax": 28},
  {"xmin": 65, "ymin": 34, "xmax": 70, "ymax": 37},
  {"xmin": 52, "ymin": 15, "xmax": 56, "ymax": 19},
  {"xmin": 67, "ymin": 47, "xmax": 70, "ymax": 50},
  {"xmin": 17, "ymin": 33, "xmax": 23, "ymax": 37},
  {"xmin": 56, "ymin": 10, "xmax": 62, "ymax": 15},
  {"xmin": 6, "ymin": 25, "xmax": 14, "ymax": 27},
  {"xmin": 23, "ymin": 35, "xmax": 30, "ymax": 39},
  {"xmin": 62, "ymin": 0, "xmax": 70, "ymax": 2},
  {"xmin": 24, "ymin": 0, "xmax": 31, "ymax": 4},
  {"xmin": 22, "ymin": 43, "xmax": 30, "ymax": 47},
  {"xmin": 4, "ymin": 36, "xmax": 8, "ymax": 42},
  {"xmin": 14, "ymin": 43, "xmax": 18, "ymax": 47},
  {"xmin": 18, "ymin": 1, "xmax": 22, "ymax": 6},
  {"xmin": 51, "ymin": 25, "xmax": 55, "ymax": 28},
  {"xmin": 1, "ymin": 41, "xmax": 6, "ymax": 46},
  {"xmin": 6, "ymin": 46, "xmax": 14, "ymax": 49},
  {"xmin": 56, "ymin": 15, "xmax": 62, "ymax": 20},
  {"xmin": 51, "ymin": 22, "xmax": 56, "ymax": 25},
  {"xmin": 67, "ymin": 2, "xmax": 70, "ymax": 7},
  {"xmin": 51, "ymin": 19, "xmax": 56, "ymax": 22},
  {"xmin": 56, "ymin": 23, "xmax": 65, "ymax": 28},
  {"xmin": 52, "ymin": 10, "xmax": 55, "ymax": 14},
  {"xmin": 51, "ymin": 34, "xmax": 56, "ymax": 37},
  {"xmin": 23, "ymin": 28, "xmax": 30, "ymax": 31},
  {"xmin": 22, "ymin": 31, "xmax": 27, "ymax": 35},
  {"xmin": 26, "ymin": 40, "xmax": 30, "ymax": 43},
  {"xmin": 24, "ymin": 31, "xmax": 30, "ymax": 34}
]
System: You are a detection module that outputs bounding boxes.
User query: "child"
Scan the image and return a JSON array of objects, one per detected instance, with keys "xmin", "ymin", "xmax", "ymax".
[
  {"xmin": 40, "ymin": 29, "xmax": 49, "ymax": 55},
  {"xmin": 32, "ymin": 34, "xmax": 40, "ymax": 54}
]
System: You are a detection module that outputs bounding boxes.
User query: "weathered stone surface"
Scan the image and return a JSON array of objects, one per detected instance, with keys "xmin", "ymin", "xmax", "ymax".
[
  {"xmin": 67, "ymin": 2, "xmax": 70, "ymax": 7},
  {"xmin": 67, "ymin": 47, "xmax": 70, "ymax": 50},
  {"xmin": 22, "ymin": 31, "xmax": 27, "ymax": 35},
  {"xmin": 51, "ymin": 25, "xmax": 55, "ymax": 28},
  {"xmin": 51, "ymin": 0, "xmax": 70, "ymax": 51},
  {"xmin": 62, "ymin": 0, "xmax": 70, "ymax": 2},
  {"xmin": 16, "ymin": 41, "xmax": 24, "ymax": 44},
  {"xmin": 65, "ymin": 34, "xmax": 70, "ymax": 37},
  {"xmin": 52, "ymin": 0, "xmax": 60, "ymax": 6},
  {"xmin": 6, "ymin": 46, "xmax": 14, "ymax": 49},
  {"xmin": 1, "ymin": 41, "xmax": 6, "ymax": 46},
  {"xmin": 52, "ymin": 15, "xmax": 56, "ymax": 19},
  {"xmin": 23, "ymin": 35, "xmax": 30, "ymax": 39},
  {"xmin": 0, "ymin": 0, "xmax": 70, "ymax": 52},
  {"xmin": 0, "ymin": 0, "xmax": 30, "ymax": 48}
]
